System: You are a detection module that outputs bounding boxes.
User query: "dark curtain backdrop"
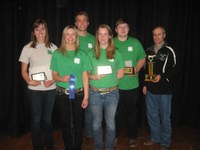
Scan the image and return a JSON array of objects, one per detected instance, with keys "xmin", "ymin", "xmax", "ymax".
[{"xmin": 0, "ymin": 0, "xmax": 199, "ymax": 137}]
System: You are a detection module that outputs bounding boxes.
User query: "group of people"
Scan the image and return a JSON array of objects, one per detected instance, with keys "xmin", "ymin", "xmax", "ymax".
[{"xmin": 19, "ymin": 10, "xmax": 177, "ymax": 150}]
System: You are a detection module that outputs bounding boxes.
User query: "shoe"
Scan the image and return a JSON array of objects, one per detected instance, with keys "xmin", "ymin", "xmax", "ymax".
[
  {"xmin": 86, "ymin": 137, "xmax": 93, "ymax": 144},
  {"xmin": 160, "ymin": 146, "xmax": 169, "ymax": 150},
  {"xmin": 114, "ymin": 138, "xmax": 118, "ymax": 147},
  {"xmin": 143, "ymin": 140, "xmax": 154, "ymax": 146},
  {"xmin": 129, "ymin": 138, "xmax": 137, "ymax": 148}
]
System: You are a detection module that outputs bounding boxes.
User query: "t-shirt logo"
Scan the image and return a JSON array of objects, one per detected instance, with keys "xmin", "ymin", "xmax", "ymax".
[
  {"xmin": 159, "ymin": 54, "xmax": 167, "ymax": 61},
  {"xmin": 128, "ymin": 46, "xmax": 133, "ymax": 52},
  {"xmin": 74, "ymin": 57, "xmax": 80, "ymax": 64},
  {"xmin": 109, "ymin": 58, "xmax": 114, "ymax": 62},
  {"xmin": 88, "ymin": 43, "xmax": 93, "ymax": 49},
  {"xmin": 47, "ymin": 49, "xmax": 53, "ymax": 55}
]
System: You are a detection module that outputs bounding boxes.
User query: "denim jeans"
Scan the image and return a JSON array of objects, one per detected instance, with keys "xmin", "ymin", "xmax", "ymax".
[
  {"xmin": 84, "ymin": 100, "xmax": 93, "ymax": 138},
  {"xmin": 146, "ymin": 90, "xmax": 172, "ymax": 147},
  {"xmin": 28, "ymin": 89, "xmax": 56, "ymax": 150},
  {"xmin": 90, "ymin": 89, "xmax": 119, "ymax": 150}
]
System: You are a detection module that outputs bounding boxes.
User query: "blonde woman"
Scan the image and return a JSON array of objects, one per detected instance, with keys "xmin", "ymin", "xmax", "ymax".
[{"xmin": 50, "ymin": 25, "xmax": 91, "ymax": 150}]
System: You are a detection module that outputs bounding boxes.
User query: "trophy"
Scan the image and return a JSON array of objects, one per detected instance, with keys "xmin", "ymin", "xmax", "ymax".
[
  {"xmin": 145, "ymin": 55, "xmax": 156, "ymax": 81},
  {"xmin": 124, "ymin": 67, "xmax": 135, "ymax": 75}
]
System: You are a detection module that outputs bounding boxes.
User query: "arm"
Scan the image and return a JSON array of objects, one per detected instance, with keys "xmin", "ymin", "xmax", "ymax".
[
  {"xmin": 135, "ymin": 58, "xmax": 146, "ymax": 74},
  {"xmin": 160, "ymin": 47, "xmax": 181, "ymax": 81},
  {"xmin": 81, "ymin": 71, "xmax": 89, "ymax": 109},
  {"xmin": 88, "ymin": 71, "xmax": 105, "ymax": 80},
  {"xmin": 52, "ymin": 70, "xmax": 70, "ymax": 82},
  {"xmin": 143, "ymin": 86, "xmax": 147, "ymax": 95},
  {"xmin": 21, "ymin": 62, "xmax": 41, "ymax": 86},
  {"xmin": 43, "ymin": 70, "xmax": 55, "ymax": 87},
  {"xmin": 117, "ymin": 68, "xmax": 124, "ymax": 79}
]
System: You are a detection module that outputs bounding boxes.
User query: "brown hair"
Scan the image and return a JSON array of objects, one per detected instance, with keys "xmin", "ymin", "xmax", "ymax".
[
  {"xmin": 115, "ymin": 18, "xmax": 130, "ymax": 29},
  {"xmin": 75, "ymin": 11, "xmax": 89, "ymax": 21},
  {"xmin": 94, "ymin": 24, "xmax": 115, "ymax": 59},
  {"xmin": 30, "ymin": 19, "xmax": 51, "ymax": 48}
]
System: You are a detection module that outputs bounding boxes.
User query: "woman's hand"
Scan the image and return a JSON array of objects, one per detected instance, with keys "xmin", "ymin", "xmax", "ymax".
[{"xmin": 81, "ymin": 98, "xmax": 89, "ymax": 109}]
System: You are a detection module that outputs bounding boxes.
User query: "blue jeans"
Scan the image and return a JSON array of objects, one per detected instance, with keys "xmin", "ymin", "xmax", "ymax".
[
  {"xmin": 84, "ymin": 100, "xmax": 93, "ymax": 138},
  {"xmin": 146, "ymin": 90, "xmax": 172, "ymax": 147},
  {"xmin": 90, "ymin": 89, "xmax": 119, "ymax": 150},
  {"xmin": 28, "ymin": 89, "xmax": 56, "ymax": 150}
]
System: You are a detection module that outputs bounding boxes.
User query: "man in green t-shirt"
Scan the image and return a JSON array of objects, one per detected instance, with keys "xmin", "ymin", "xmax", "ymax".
[
  {"xmin": 74, "ymin": 11, "xmax": 95, "ymax": 142},
  {"xmin": 114, "ymin": 18, "xmax": 146, "ymax": 148}
]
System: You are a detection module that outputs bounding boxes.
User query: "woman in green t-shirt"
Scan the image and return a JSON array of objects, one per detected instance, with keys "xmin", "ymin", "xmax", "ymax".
[
  {"xmin": 51, "ymin": 25, "xmax": 91, "ymax": 150},
  {"xmin": 88, "ymin": 24, "xmax": 124, "ymax": 150}
]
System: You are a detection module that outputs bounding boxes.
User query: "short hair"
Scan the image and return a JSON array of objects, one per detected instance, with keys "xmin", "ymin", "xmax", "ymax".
[
  {"xmin": 75, "ymin": 11, "xmax": 89, "ymax": 21},
  {"xmin": 115, "ymin": 18, "xmax": 130, "ymax": 28},
  {"xmin": 152, "ymin": 26, "xmax": 166, "ymax": 34}
]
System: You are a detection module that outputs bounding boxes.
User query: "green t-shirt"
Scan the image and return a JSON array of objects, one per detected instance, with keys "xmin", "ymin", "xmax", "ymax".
[
  {"xmin": 79, "ymin": 33, "xmax": 95, "ymax": 53},
  {"xmin": 50, "ymin": 49, "xmax": 92, "ymax": 89},
  {"xmin": 114, "ymin": 36, "xmax": 145, "ymax": 90},
  {"xmin": 88, "ymin": 48, "xmax": 124, "ymax": 88}
]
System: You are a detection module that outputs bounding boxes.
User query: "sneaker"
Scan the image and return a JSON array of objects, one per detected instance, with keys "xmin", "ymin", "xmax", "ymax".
[
  {"xmin": 129, "ymin": 138, "xmax": 137, "ymax": 148},
  {"xmin": 143, "ymin": 140, "xmax": 154, "ymax": 146},
  {"xmin": 160, "ymin": 146, "xmax": 169, "ymax": 150}
]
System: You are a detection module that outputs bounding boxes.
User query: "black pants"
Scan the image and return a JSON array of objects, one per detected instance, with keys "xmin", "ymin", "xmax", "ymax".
[
  {"xmin": 115, "ymin": 88, "xmax": 139, "ymax": 139},
  {"xmin": 56, "ymin": 92, "xmax": 83, "ymax": 150}
]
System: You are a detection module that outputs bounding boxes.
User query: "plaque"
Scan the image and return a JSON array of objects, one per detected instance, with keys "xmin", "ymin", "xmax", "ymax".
[
  {"xmin": 31, "ymin": 72, "xmax": 47, "ymax": 81},
  {"xmin": 124, "ymin": 67, "xmax": 135, "ymax": 75},
  {"xmin": 145, "ymin": 55, "xmax": 156, "ymax": 81}
]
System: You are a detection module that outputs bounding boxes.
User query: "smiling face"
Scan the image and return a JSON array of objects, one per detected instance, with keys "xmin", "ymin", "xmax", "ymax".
[
  {"xmin": 115, "ymin": 23, "xmax": 129, "ymax": 38},
  {"xmin": 64, "ymin": 28, "xmax": 77, "ymax": 45},
  {"xmin": 75, "ymin": 15, "xmax": 89, "ymax": 32},
  {"xmin": 34, "ymin": 24, "xmax": 46, "ymax": 43},
  {"xmin": 97, "ymin": 27, "xmax": 111, "ymax": 48}
]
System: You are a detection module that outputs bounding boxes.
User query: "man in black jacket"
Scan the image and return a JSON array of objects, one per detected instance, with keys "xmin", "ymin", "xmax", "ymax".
[{"xmin": 143, "ymin": 26, "xmax": 178, "ymax": 150}]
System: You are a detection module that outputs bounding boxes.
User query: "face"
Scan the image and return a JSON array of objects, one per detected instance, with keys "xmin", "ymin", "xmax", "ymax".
[
  {"xmin": 153, "ymin": 27, "xmax": 166, "ymax": 44},
  {"xmin": 115, "ymin": 23, "xmax": 129, "ymax": 37},
  {"xmin": 97, "ymin": 27, "xmax": 111, "ymax": 46},
  {"xmin": 34, "ymin": 24, "xmax": 46, "ymax": 43},
  {"xmin": 75, "ymin": 15, "xmax": 89, "ymax": 31},
  {"xmin": 64, "ymin": 28, "xmax": 77, "ymax": 45}
]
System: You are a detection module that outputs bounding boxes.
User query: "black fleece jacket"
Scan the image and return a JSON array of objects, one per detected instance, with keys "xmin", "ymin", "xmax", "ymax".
[{"xmin": 144, "ymin": 42, "xmax": 178, "ymax": 94}]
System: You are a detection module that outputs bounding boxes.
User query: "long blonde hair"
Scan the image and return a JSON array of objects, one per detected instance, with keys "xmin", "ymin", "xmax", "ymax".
[
  {"xmin": 58, "ymin": 25, "xmax": 79, "ymax": 55},
  {"xmin": 94, "ymin": 24, "xmax": 115, "ymax": 59}
]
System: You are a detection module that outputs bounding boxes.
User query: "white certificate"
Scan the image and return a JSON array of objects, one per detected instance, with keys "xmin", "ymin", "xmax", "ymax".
[
  {"xmin": 31, "ymin": 72, "xmax": 47, "ymax": 81},
  {"xmin": 97, "ymin": 66, "xmax": 112, "ymax": 75}
]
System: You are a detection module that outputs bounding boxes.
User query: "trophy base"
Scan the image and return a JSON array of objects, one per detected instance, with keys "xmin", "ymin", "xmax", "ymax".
[
  {"xmin": 124, "ymin": 67, "xmax": 135, "ymax": 75},
  {"xmin": 145, "ymin": 78, "xmax": 155, "ymax": 81},
  {"xmin": 145, "ymin": 74, "xmax": 156, "ymax": 81}
]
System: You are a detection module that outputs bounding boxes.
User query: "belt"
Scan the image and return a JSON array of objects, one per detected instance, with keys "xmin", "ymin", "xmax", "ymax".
[
  {"xmin": 90, "ymin": 86, "xmax": 117, "ymax": 94},
  {"xmin": 56, "ymin": 86, "xmax": 83, "ymax": 95}
]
